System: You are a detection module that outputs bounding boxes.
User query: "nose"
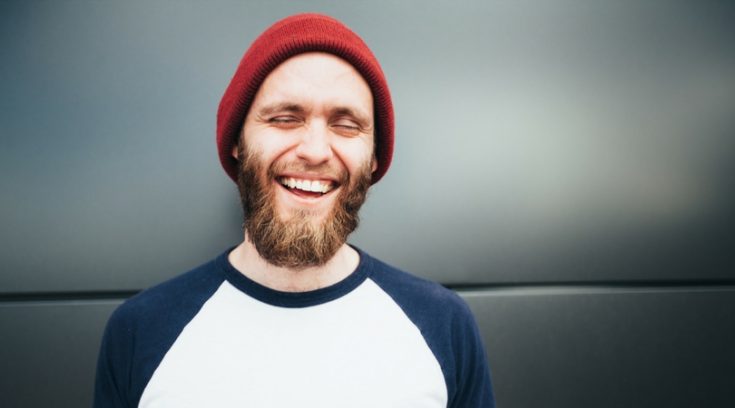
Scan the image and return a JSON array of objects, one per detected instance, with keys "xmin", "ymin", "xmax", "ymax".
[{"xmin": 295, "ymin": 121, "xmax": 333, "ymax": 165}]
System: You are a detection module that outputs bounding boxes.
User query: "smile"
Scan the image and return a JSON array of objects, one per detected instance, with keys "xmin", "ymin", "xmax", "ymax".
[{"xmin": 277, "ymin": 176, "xmax": 336, "ymax": 197}]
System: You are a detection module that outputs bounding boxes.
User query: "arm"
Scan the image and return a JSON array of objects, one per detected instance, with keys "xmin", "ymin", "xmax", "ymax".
[
  {"xmin": 448, "ymin": 299, "xmax": 495, "ymax": 408},
  {"xmin": 93, "ymin": 308, "xmax": 131, "ymax": 408}
]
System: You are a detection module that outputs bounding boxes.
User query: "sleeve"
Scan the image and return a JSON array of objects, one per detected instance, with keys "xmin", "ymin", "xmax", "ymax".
[
  {"xmin": 448, "ymin": 299, "xmax": 496, "ymax": 408},
  {"xmin": 93, "ymin": 307, "xmax": 133, "ymax": 408}
]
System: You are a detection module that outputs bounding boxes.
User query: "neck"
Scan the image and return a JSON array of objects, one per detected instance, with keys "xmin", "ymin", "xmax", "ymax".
[{"xmin": 228, "ymin": 233, "xmax": 360, "ymax": 292}]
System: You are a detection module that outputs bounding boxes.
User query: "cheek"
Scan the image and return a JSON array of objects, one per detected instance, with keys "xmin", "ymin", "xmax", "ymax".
[
  {"xmin": 246, "ymin": 131, "xmax": 299, "ymax": 164},
  {"xmin": 332, "ymin": 138, "xmax": 375, "ymax": 172}
]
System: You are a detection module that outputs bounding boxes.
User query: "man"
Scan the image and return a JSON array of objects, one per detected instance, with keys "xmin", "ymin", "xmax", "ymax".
[{"xmin": 94, "ymin": 13, "xmax": 494, "ymax": 407}]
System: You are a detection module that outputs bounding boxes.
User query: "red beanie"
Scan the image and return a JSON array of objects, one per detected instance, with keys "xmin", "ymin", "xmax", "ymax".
[{"xmin": 217, "ymin": 13, "xmax": 394, "ymax": 184}]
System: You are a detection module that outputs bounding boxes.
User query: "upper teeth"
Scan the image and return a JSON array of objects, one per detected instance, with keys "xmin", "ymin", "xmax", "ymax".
[{"xmin": 279, "ymin": 177, "xmax": 333, "ymax": 194}]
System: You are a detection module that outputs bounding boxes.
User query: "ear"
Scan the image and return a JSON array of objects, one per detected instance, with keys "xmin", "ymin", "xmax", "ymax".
[
  {"xmin": 232, "ymin": 127, "xmax": 246, "ymax": 159},
  {"xmin": 371, "ymin": 155, "xmax": 378, "ymax": 173}
]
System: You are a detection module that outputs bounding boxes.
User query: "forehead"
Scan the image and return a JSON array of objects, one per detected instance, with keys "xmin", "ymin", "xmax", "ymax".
[{"xmin": 252, "ymin": 52, "xmax": 373, "ymax": 114}]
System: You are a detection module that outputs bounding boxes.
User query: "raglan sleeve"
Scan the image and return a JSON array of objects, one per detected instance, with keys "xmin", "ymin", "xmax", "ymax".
[
  {"xmin": 93, "ymin": 306, "xmax": 134, "ymax": 408},
  {"xmin": 448, "ymin": 298, "xmax": 496, "ymax": 408}
]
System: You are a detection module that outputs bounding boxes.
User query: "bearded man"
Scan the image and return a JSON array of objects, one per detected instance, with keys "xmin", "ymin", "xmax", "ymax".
[{"xmin": 94, "ymin": 13, "xmax": 494, "ymax": 408}]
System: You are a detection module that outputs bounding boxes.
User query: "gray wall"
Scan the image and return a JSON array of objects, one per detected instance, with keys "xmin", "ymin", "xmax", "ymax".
[{"xmin": 1, "ymin": 1, "xmax": 734, "ymax": 407}]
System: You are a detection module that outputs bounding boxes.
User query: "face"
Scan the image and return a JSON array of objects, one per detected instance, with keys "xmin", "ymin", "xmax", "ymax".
[{"xmin": 234, "ymin": 52, "xmax": 377, "ymax": 269}]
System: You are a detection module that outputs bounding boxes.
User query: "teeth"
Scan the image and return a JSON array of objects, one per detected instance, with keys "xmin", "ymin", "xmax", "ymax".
[{"xmin": 279, "ymin": 177, "xmax": 333, "ymax": 194}]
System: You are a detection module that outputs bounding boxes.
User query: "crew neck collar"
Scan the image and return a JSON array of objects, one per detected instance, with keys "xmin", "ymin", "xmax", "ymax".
[{"xmin": 217, "ymin": 245, "xmax": 373, "ymax": 308}]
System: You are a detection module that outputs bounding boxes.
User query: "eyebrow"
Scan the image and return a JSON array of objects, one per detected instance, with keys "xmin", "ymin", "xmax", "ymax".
[{"xmin": 256, "ymin": 102, "xmax": 307, "ymax": 116}]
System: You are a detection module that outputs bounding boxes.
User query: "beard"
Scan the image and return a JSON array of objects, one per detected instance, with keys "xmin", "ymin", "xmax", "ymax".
[{"xmin": 236, "ymin": 144, "xmax": 372, "ymax": 270}]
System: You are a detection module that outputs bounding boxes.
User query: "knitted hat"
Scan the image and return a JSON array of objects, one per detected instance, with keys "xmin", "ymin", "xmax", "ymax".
[{"xmin": 217, "ymin": 13, "xmax": 394, "ymax": 184}]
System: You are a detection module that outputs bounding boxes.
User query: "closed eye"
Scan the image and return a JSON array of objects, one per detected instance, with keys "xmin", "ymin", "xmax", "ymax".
[
  {"xmin": 331, "ymin": 118, "xmax": 362, "ymax": 135},
  {"xmin": 270, "ymin": 116, "xmax": 298, "ymax": 123},
  {"xmin": 269, "ymin": 116, "xmax": 302, "ymax": 128}
]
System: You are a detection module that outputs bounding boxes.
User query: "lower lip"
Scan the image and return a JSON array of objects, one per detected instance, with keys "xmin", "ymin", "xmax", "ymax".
[{"xmin": 286, "ymin": 186, "xmax": 323, "ymax": 199}]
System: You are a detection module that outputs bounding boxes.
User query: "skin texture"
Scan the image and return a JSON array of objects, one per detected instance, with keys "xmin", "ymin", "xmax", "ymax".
[{"xmin": 228, "ymin": 52, "xmax": 377, "ymax": 292}]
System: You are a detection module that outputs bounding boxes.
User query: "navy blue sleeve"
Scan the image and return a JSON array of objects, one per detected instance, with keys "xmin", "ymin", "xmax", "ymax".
[
  {"xmin": 94, "ymin": 305, "xmax": 134, "ymax": 408},
  {"xmin": 447, "ymin": 297, "xmax": 495, "ymax": 408},
  {"xmin": 93, "ymin": 256, "xmax": 226, "ymax": 407},
  {"xmin": 368, "ymin": 256, "xmax": 495, "ymax": 408}
]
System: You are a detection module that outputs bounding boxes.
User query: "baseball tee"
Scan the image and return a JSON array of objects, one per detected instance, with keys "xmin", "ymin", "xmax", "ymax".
[{"xmin": 93, "ymin": 246, "xmax": 494, "ymax": 407}]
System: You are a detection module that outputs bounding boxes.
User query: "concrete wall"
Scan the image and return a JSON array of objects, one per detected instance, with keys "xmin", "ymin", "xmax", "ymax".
[{"xmin": 2, "ymin": 1, "xmax": 734, "ymax": 406}]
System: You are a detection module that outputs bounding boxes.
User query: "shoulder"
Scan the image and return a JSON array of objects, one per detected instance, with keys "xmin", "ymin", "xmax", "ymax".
[
  {"xmin": 107, "ymin": 255, "xmax": 225, "ymax": 333},
  {"xmin": 95, "ymin": 254, "xmax": 229, "ymax": 407},
  {"xmin": 362, "ymin": 251, "xmax": 495, "ymax": 406},
  {"xmin": 366, "ymin": 253, "xmax": 475, "ymax": 324}
]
